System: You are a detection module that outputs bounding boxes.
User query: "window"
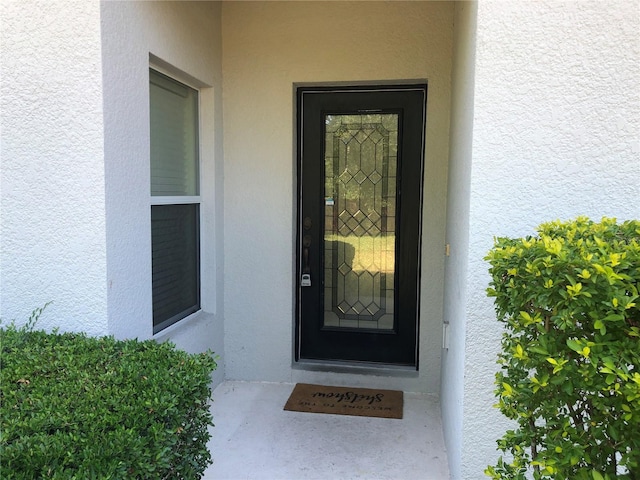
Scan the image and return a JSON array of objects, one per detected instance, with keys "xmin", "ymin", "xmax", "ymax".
[{"xmin": 150, "ymin": 69, "xmax": 200, "ymax": 333}]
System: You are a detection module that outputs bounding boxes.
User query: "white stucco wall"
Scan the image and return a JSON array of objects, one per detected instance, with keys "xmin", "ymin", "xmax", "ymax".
[
  {"xmin": 442, "ymin": 2, "xmax": 477, "ymax": 478},
  {"xmin": 0, "ymin": 0, "xmax": 108, "ymax": 335},
  {"xmin": 222, "ymin": 1, "xmax": 454, "ymax": 392},
  {"xmin": 461, "ymin": 1, "xmax": 640, "ymax": 478},
  {"xmin": 100, "ymin": 1, "xmax": 225, "ymax": 384}
]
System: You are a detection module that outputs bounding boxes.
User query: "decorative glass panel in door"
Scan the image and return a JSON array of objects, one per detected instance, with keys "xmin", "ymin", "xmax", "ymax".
[{"xmin": 323, "ymin": 114, "xmax": 398, "ymax": 331}]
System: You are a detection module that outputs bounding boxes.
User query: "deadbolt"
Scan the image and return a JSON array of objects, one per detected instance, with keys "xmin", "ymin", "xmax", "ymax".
[{"xmin": 303, "ymin": 216, "xmax": 312, "ymax": 230}]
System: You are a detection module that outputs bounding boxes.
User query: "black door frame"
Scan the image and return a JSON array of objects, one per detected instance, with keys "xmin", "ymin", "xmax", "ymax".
[{"xmin": 295, "ymin": 84, "xmax": 427, "ymax": 367}]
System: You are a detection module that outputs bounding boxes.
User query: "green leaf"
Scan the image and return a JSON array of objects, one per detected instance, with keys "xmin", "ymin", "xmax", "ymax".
[
  {"xmin": 567, "ymin": 339, "xmax": 581, "ymax": 353},
  {"xmin": 530, "ymin": 346, "xmax": 549, "ymax": 355},
  {"xmin": 502, "ymin": 382, "xmax": 513, "ymax": 396}
]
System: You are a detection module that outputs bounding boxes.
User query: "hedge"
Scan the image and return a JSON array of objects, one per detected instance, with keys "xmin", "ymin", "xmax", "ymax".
[
  {"xmin": 0, "ymin": 307, "xmax": 217, "ymax": 479},
  {"xmin": 484, "ymin": 217, "xmax": 639, "ymax": 479}
]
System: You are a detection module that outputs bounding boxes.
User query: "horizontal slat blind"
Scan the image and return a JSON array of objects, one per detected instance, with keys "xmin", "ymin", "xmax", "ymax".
[
  {"xmin": 150, "ymin": 70, "xmax": 199, "ymax": 196},
  {"xmin": 151, "ymin": 204, "xmax": 200, "ymax": 332}
]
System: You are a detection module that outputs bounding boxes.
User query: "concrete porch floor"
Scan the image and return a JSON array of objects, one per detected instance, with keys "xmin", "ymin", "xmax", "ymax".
[{"xmin": 202, "ymin": 381, "xmax": 450, "ymax": 480}]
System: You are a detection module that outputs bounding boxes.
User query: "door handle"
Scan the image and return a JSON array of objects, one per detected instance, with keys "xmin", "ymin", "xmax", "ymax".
[
  {"xmin": 302, "ymin": 217, "xmax": 312, "ymax": 273},
  {"xmin": 301, "ymin": 234, "xmax": 312, "ymax": 286},
  {"xmin": 303, "ymin": 234, "xmax": 312, "ymax": 274}
]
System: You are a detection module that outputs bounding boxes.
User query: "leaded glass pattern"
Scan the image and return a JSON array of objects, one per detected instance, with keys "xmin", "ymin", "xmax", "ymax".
[{"xmin": 323, "ymin": 114, "xmax": 398, "ymax": 330}]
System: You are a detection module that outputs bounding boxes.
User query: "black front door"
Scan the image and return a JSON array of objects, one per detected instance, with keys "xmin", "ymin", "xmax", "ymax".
[{"xmin": 296, "ymin": 85, "xmax": 426, "ymax": 366}]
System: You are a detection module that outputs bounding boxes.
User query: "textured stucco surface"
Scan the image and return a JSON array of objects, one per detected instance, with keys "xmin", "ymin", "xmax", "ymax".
[
  {"xmin": 441, "ymin": 3, "xmax": 477, "ymax": 478},
  {"xmin": 1, "ymin": 1, "xmax": 225, "ymax": 385},
  {"xmin": 0, "ymin": 0, "xmax": 108, "ymax": 334},
  {"xmin": 461, "ymin": 1, "xmax": 640, "ymax": 478},
  {"xmin": 100, "ymin": 1, "xmax": 225, "ymax": 385},
  {"xmin": 221, "ymin": 1, "xmax": 454, "ymax": 392}
]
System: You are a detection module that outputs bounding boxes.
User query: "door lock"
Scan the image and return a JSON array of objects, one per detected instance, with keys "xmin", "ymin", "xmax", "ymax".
[
  {"xmin": 301, "ymin": 233, "xmax": 312, "ymax": 287},
  {"xmin": 303, "ymin": 216, "xmax": 313, "ymax": 230}
]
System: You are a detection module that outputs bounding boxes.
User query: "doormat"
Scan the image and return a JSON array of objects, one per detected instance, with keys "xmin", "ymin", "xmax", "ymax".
[{"xmin": 284, "ymin": 383, "xmax": 403, "ymax": 419}]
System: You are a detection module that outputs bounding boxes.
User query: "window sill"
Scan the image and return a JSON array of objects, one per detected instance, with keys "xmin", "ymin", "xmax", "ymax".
[{"xmin": 153, "ymin": 309, "xmax": 203, "ymax": 339}]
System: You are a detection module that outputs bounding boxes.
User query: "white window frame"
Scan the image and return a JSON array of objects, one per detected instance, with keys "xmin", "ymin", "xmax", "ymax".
[{"xmin": 149, "ymin": 67, "xmax": 203, "ymax": 334}]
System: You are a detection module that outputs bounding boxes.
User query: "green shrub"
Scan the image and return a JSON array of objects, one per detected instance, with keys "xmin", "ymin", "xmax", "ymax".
[
  {"xmin": 0, "ymin": 308, "xmax": 217, "ymax": 479},
  {"xmin": 484, "ymin": 217, "xmax": 639, "ymax": 479}
]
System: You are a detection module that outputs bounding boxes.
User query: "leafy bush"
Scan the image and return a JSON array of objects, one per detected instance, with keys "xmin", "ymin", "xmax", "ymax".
[
  {"xmin": 0, "ymin": 307, "xmax": 217, "ymax": 479},
  {"xmin": 484, "ymin": 217, "xmax": 639, "ymax": 479}
]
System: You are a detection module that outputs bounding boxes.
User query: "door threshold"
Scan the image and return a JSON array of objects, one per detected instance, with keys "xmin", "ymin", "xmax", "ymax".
[{"xmin": 294, "ymin": 358, "xmax": 419, "ymax": 378}]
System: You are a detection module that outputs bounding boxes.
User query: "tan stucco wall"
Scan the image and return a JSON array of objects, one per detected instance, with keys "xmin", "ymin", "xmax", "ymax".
[
  {"xmin": 100, "ymin": 1, "xmax": 226, "ymax": 386},
  {"xmin": 461, "ymin": 1, "xmax": 640, "ymax": 477},
  {"xmin": 442, "ymin": 2, "xmax": 477, "ymax": 476},
  {"xmin": 222, "ymin": 1, "xmax": 454, "ymax": 392},
  {"xmin": 1, "ymin": 0, "xmax": 108, "ymax": 334}
]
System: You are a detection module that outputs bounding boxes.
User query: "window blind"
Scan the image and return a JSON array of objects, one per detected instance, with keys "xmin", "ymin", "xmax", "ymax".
[
  {"xmin": 151, "ymin": 204, "xmax": 200, "ymax": 332},
  {"xmin": 150, "ymin": 70, "xmax": 199, "ymax": 197}
]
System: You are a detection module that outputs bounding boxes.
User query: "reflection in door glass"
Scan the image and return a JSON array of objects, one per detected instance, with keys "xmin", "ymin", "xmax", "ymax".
[{"xmin": 323, "ymin": 114, "xmax": 398, "ymax": 330}]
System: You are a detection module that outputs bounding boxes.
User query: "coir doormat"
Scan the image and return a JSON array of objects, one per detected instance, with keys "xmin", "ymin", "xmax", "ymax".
[{"xmin": 284, "ymin": 383, "xmax": 403, "ymax": 419}]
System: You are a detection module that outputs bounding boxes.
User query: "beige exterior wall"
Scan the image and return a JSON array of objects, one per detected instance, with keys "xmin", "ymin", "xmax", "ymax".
[
  {"xmin": 100, "ymin": 1, "xmax": 225, "ymax": 386},
  {"xmin": 222, "ymin": 1, "xmax": 454, "ymax": 392},
  {"xmin": 442, "ymin": 2, "xmax": 477, "ymax": 477},
  {"xmin": 461, "ymin": 1, "xmax": 640, "ymax": 477},
  {"xmin": 0, "ymin": 0, "xmax": 108, "ymax": 335}
]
